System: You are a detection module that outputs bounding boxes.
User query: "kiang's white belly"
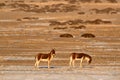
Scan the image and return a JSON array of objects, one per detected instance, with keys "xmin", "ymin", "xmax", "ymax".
[
  {"xmin": 40, "ymin": 59, "xmax": 49, "ymax": 61},
  {"xmin": 75, "ymin": 58, "xmax": 82, "ymax": 60}
]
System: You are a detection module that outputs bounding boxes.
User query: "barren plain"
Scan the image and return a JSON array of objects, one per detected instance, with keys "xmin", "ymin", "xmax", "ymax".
[{"xmin": 0, "ymin": 0, "xmax": 120, "ymax": 80}]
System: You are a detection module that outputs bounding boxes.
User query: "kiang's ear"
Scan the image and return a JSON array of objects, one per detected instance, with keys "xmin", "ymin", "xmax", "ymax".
[
  {"xmin": 51, "ymin": 48, "xmax": 55, "ymax": 50},
  {"xmin": 53, "ymin": 48, "xmax": 55, "ymax": 50}
]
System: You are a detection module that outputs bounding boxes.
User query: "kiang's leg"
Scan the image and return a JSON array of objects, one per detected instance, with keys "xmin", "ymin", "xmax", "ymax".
[
  {"xmin": 86, "ymin": 57, "xmax": 90, "ymax": 64},
  {"xmin": 36, "ymin": 60, "xmax": 40, "ymax": 68},
  {"xmin": 48, "ymin": 60, "xmax": 50, "ymax": 68},
  {"xmin": 80, "ymin": 57, "xmax": 83, "ymax": 68},
  {"xmin": 35, "ymin": 57, "xmax": 37, "ymax": 68},
  {"xmin": 35, "ymin": 60, "xmax": 40, "ymax": 70},
  {"xmin": 35, "ymin": 61, "xmax": 37, "ymax": 68},
  {"xmin": 72, "ymin": 59, "xmax": 75, "ymax": 67},
  {"xmin": 69, "ymin": 57, "xmax": 72, "ymax": 67}
]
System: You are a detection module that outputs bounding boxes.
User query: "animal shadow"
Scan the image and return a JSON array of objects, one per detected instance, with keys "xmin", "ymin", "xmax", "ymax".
[{"xmin": 38, "ymin": 66, "xmax": 56, "ymax": 69}]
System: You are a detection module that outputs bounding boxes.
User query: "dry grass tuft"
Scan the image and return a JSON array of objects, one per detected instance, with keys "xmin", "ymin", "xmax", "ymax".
[
  {"xmin": 81, "ymin": 33, "xmax": 95, "ymax": 38},
  {"xmin": 70, "ymin": 25, "xmax": 86, "ymax": 29},
  {"xmin": 54, "ymin": 27, "xmax": 68, "ymax": 30},
  {"xmin": 60, "ymin": 33, "xmax": 73, "ymax": 38}
]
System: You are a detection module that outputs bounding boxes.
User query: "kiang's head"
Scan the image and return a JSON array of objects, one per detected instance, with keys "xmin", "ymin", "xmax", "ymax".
[
  {"xmin": 86, "ymin": 56, "xmax": 92, "ymax": 64},
  {"xmin": 51, "ymin": 49, "xmax": 56, "ymax": 55},
  {"xmin": 88, "ymin": 57, "xmax": 92, "ymax": 64}
]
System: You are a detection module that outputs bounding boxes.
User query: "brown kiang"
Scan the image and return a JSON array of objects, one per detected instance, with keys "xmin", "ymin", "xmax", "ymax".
[
  {"xmin": 35, "ymin": 49, "xmax": 56, "ymax": 68},
  {"xmin": 69, "ymin": 53, "xmax": 92, "ymax": 68}
]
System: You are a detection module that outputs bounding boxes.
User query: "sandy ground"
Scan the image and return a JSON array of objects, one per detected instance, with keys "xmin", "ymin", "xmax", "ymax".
[
  {"xmin": 0, "ymin": 65, "xmax": 120, "ymax": 80},
  {"xmin": 0, "ymin": 0, "xmax": 120, "ymax": 80}
]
